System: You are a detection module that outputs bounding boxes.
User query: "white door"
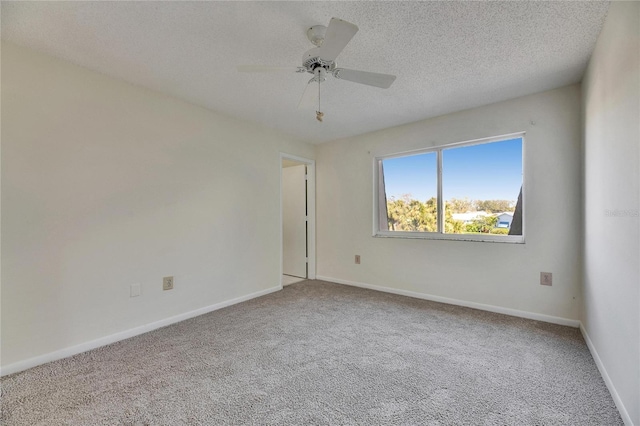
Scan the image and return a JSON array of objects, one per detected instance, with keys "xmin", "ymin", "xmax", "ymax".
[{"xmin": 282, "ymin": 164, "xmax": 307, "ymax": 278}]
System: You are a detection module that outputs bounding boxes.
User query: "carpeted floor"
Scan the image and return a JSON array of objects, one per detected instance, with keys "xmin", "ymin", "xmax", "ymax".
[{"xmin": 1, "ymin": 280, "xmax": 622, "ymax": 425}]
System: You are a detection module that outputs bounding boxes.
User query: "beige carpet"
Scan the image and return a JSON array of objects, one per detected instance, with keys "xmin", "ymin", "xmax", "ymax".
[{"xmin": 1, "ymin": 280, "xmax": 622, "ymax": 425}]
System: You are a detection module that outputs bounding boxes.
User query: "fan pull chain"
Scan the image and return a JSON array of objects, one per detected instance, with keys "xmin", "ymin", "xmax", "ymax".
[{"xmin": 316, "ymin": 79, "xmax": 323, "ymax": 122}]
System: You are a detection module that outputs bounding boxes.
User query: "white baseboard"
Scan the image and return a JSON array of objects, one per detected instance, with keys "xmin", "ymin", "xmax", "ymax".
[
  {"xmin": 580, "ymin": 323, "xmax": 634, "ymax": 426},
  {"xmin": 0, "ymin": 285, "xmax": 282, "ymax": 377},
  {"xmin": 315, "ymin": 275, "xmax": 581, "ymax": 328}
]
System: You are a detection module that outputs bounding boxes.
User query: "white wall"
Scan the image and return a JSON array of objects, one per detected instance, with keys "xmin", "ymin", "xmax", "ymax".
[
  {"xmin": 1, "ymin": 43, "xmax": 314, "ymax": 369},
  {"xmin": 316, "ymin": 85, "xmax": 582, "ymax": 322},
  {"xmin": 582, "ymin": 2, "xmax": 640, "ymax": 424}
]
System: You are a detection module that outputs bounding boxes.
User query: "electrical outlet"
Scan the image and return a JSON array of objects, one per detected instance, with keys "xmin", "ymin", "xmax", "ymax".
[
  {"xmin": 355, "ymin": 255, "xmax": 361, "ymax": 264},
  {"xmin": 130, "ymin": 283, "xmax": 141, "ymax": 298},
  {"xmin": 163, "ymin": 276, "xmax": 174, "ymax": 291},
  {"xmin": 540, "ymin": 272, "xmax": 552, "ymax": 286}
]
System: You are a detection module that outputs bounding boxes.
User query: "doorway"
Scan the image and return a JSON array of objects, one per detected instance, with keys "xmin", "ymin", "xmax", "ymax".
[{"xmin": 280, "ymin": 153, "xmax": 315, "ymax": 286}]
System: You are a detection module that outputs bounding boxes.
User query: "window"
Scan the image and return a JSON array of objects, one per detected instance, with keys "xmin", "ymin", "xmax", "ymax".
[{"xmin": 375, "ymin": 133, "xmax": 524, "ymax": 243}]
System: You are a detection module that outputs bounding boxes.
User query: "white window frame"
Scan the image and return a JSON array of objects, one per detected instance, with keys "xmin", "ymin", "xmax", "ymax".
[{"xmin": 373, "ymin": 132, "xmax": 525, "ymax": 244}]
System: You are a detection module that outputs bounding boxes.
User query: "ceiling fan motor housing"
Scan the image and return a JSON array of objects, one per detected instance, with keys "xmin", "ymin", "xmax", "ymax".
[
  {"xmin": 302, "ymin": 47, "xmax": 336, "ymax": 75},
  {"xmin": 306, "ymin": 25, "xmax": 327, "ymax": 47}
]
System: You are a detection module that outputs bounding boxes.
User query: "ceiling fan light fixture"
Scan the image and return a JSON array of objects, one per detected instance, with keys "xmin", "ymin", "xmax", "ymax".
[{"xmin": 314, "ymin": 67, "xmax": 327, "ymax": 82}]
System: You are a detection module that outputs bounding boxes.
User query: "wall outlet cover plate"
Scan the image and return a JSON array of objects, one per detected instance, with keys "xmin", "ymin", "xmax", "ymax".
[
  {"xmin": 163, "ymin": 276, "xmax": 174, "ymax": 291},
  {"xmin": 540, "ymin": 272, "xmax": 552, "ymax": 286}
]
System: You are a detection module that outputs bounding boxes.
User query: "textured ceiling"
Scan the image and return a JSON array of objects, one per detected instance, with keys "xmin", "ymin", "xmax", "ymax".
[{"xmin": 1, "ymin": 1, "xmax": 609, "ymax": 144}]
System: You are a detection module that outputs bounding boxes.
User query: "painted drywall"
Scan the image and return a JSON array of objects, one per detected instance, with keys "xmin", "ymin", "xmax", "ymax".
[
  {"xmin": 581, "ymin": 2, "xmax": 640, "ymax": 424},
  {"xmin": 1, "ymin": 42, "xmax": 314, "ymax": 368},
  {"xmin": 316, "ymin": 85, "xmax": 582, "ymax": 321}
]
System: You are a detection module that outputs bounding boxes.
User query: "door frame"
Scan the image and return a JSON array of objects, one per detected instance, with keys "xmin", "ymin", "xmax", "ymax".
[{"xmin": 280, "ymin": 153, "xmax": 316, "ymax": 284}]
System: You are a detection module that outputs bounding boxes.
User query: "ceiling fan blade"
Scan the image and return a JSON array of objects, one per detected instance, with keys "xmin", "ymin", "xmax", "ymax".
[
  {"xmin": 317, "ymin": 18, "xmax": 358, "ymax": 61},
  {"xmin": 298, "ymin": 81, "xmax": 318, "ymax": 110},
  {"xmin": 333, "ymin": 68, "xmax": 396, "ymax": 89},
  {"xmin": 237, "ymin": 65, "xmax": 303, "ymax": 73}
]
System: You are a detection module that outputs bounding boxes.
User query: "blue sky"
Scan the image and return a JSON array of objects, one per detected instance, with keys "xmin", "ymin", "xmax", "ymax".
[{"xmin": 382, "ymin": 138, "xmax": 522, "ymax": 202}]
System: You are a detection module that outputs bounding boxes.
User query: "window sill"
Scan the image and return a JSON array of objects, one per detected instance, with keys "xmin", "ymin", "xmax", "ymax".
[{"xmin": 374, "ymin": 231, "xmax": 525, "ymax": 244}]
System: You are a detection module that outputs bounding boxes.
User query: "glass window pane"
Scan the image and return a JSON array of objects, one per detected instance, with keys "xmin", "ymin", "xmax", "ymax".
[
  {"xmin": 442, "ymin": 138, "xmax": 522, "ymax": 235},
  {"xmin": 381, "ymin": 152, "xmax": 438, "ymax": 232}
]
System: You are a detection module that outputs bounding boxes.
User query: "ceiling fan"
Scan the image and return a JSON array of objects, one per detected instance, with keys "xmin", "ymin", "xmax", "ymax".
[{"xmin": 238, "ymin": 18, "xmax": 396, "ymax": 122}]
